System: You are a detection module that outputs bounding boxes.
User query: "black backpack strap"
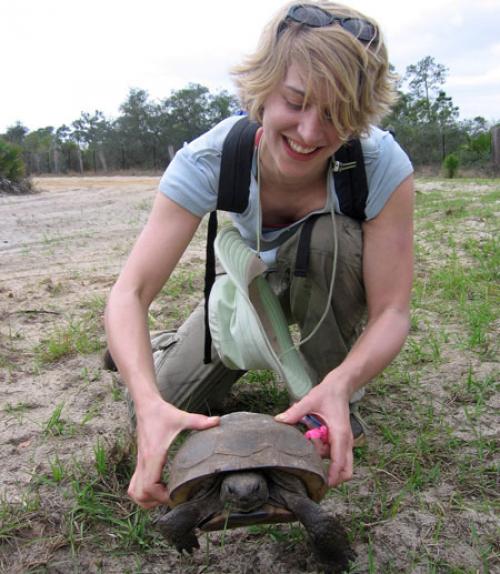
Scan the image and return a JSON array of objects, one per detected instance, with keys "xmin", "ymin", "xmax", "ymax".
[
  {"xmin": 204, "ymin": 210, "xmax": 218, "ymax": 363},
  {"xmin": 204, "ymin": 117, "xmax": 260, "ymax": 363},
  {"xmin": 294, "ymin": 213, "xmax": 321, "ymax": 277},
  {"xmin": 333, "ymin": 139, "xmax": 368, "ymax": 221},
  {"xmin": 217, "ymin": 117, "xmax": 260, "ymax": 212},
  {"xmin": 293, "ymin": 140, "xmax": 368, "ymax": 280}
]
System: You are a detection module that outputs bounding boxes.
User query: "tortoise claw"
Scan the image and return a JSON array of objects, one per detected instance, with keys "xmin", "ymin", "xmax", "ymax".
[{"xmin": 176, "ymin": 531, "xmax": 200, "ymax": 554}]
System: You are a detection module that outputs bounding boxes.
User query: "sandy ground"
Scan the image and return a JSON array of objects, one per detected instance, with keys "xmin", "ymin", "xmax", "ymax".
[{"xmin": 0, "ymin": 176, "xmax": 498, "ymax": 573}]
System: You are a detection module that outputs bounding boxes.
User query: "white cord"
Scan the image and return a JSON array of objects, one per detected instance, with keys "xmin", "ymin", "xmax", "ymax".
[
  {"xmin": 256, "ymin": 141, "xmax": 338, "ymax": 355},
  {"xmin": 294, "ymin": 203, "xmax": 337, "ymax": 349}
]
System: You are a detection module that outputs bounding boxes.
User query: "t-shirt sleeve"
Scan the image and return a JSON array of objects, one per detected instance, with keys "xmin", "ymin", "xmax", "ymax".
[
  {"xmin": 158, "ymin": 144, "xmax": 219, "ymax": 218},
  {"xmin": 363, "ymin": 129, "xmax": 414, "ymax": 220},
  {"xmin": 158, "ymin": 116, "xmax": 242, "ymax": 217}
]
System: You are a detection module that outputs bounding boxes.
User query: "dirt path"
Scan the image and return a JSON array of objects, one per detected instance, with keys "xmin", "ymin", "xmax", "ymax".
[{"xmin": 1, "ymin": 177, "xmax": 159, "ymax": 501}]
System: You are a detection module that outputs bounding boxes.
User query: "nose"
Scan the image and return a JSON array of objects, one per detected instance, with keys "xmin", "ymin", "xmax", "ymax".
[{"xmin": 297, "ymin": 107, "xmax": 323, "ymax": 146}]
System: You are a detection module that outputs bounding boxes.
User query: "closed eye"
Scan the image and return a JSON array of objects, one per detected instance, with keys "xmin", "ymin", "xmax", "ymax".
[
  {"xmin": 285, "ymin": 100, "xmax": 303, "ymax": 111},
  {"xmin": 323, "ymin": 109, "xmax": 333, "ymax": 122}
]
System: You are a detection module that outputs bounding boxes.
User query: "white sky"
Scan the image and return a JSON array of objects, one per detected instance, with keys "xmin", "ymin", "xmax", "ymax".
[{"xmin": 1, "ymin": 0, "xmax": 499, "ymax": 133}]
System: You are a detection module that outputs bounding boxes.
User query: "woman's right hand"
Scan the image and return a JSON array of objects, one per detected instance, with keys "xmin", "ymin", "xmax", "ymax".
[{"xmin": 128, "ymin": 398, "xmax": 220, "ymax": 508}]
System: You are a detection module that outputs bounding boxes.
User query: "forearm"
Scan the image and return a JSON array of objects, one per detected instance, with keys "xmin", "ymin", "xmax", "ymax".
[
  {"xmin": 104, "ymin": 195, "xmax": 203, "ymax": 412},
  {"xmin": 324, "ymin": 306, "xmax": 410, "ymax": 398},
  {"xmin": 104, "ymin": 286, "xmax": 161, "ymax": 408},
  {"xmin": 327, "ymin": 176, "xmax": 415, "ymax": 399}
]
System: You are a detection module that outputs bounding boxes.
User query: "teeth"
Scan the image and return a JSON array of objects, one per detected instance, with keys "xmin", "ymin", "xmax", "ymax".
[{"xmin": 287, "ymin": 138, "xmax": 317, "ymax": 154}]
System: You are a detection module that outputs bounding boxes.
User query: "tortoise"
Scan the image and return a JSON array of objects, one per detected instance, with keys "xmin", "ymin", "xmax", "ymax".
[{"xmin": 157, "ymin": 411, "xmax": 355, "ymax": 572}]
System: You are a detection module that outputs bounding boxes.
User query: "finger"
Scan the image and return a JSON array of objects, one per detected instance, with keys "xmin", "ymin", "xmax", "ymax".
[
  {"xmin": 328, "ymin": 429, "xmax": 353, "ymax": 487},
  {"xmin": 332, "ymin": 450, "xmax": 353, "ymax": 486},
  {"xmin": 134, "ymin": 496, "xmax": 161, "ymax": 510},
  {"xmin": 128, "ymin": 472, "xmax": 171, "ymax": 506},
  {"xmin": 275, "ymin": 398, "xmax": 311, "ymax": 425},
  {"xmin": 183, "ymin": 414, "xmax": 220, "ymax": 431},
  {"xmin": 311, "ymin": 437, "xmax": 330, "ymax": 458},
  {"xmin": 129, "ymin": 448, "xmax": 170, "ymax": 503},
  {"xmin": 147, "ymin": 483, "xmax": 172, "ymax": 506},
  {"xmin": 343, "ymin": 446, "xmax": 354, "ymax": 481}
]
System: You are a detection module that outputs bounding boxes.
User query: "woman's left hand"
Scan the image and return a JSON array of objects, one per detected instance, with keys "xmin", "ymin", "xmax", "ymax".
[{"xmin": 275, "ymin": 382, "xmax": 353, "ymax": 487}]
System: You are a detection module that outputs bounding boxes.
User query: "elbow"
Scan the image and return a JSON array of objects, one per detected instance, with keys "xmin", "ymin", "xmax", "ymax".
[
  {"xmin": 393, "ymin": 305, "xmax": 411, "ymax": 335},
  {"xmin": 368, "ymin": 304, "xmax": 411, "ymax": 340},
  {"xmin": 394, "ymin": 305, "xmax": 412, "ymax": 346},
  {"xmin": 104, "ymin": 281, "xmax": 148, "ymax": 331}
]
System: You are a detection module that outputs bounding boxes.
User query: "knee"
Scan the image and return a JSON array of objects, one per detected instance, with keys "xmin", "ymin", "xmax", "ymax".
[{"xmin": 309, "ymin": 214, "xmax": 362, "ymax": 261}]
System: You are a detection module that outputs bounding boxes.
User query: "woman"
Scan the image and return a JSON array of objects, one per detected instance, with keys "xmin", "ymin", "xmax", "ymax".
[{"xmin": 105, "ymin": 1, "xmax": 414, "ymax": 509}]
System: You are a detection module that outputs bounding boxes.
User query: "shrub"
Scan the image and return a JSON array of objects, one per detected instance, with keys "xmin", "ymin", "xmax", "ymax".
[
  {"xmin": 0, "ymin": 138, "xmax": 25, "ymax": 182},
  {"xmin": 443, "ymin": 153, "xmax": 460, "ymax": 178}
]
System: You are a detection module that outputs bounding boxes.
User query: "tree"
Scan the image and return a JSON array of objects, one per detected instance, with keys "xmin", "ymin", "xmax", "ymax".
[
  {"xmin": 0, "ymin": 138, "xmax": 25, "ymax": 181},
  {"xmin": 23, "ymin": 127, "xmax": 56, "ymax": 174},
  {"xmin": 383, "ymin": 56, "xmax": 463, "ymax": 164},
  {"xmin": 433, "ymin": 91, "xmax": 459, "ymax": 129},
  {"xmin": 4, "ymin": 122, "xmax": 29, "ymax": 146},
  {"xmin": 162, "ymin": 84, "xmax": 213, "ymax": 150},
  {"xmin": 54, "ymin": 124, "xmax": 76, "ymax": 172},
  {"xmin": 3, "ymin": 83, "xmax": 240, "ymax": 173},
  {"xmin": 405, "ymin": 56, "xmax": 448, "ymax": 123},
  {"xmin": 459, "ymin": 116, "xmax": 492, "ymax": 165},
  {"xmin": 115, "ymin": 88, "xmax": 159, "ymax": 168},
  {"xmin": 207, "ymin": 90, "xmax": 240, "ymax": 125},
  {"xmin": 461, "ymin": 116, "xmax": 489, "ymax": 138},
  {"xmin": 72, "ymin": 111, "xmax": 112, "ymax": 171},
  {"xmin": 160, "ymin": 84, "xmax": 239, "ymax": 153},
  {"xmin": 431, "ymin": 90, "xmax": 460, "ymax": 159}
]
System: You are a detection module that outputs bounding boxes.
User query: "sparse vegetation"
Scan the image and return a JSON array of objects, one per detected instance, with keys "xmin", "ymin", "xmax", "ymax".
[
  {"xmin": 0, "ymin": 138, "xmax": 25, "ymax": 181},
  {"xmin": 34, "ymin": 318, "xmax": 104, "ymax": 364},
  {"xmin": 443, "ymin": 153, "xmax": 460, "ymax": 178},
  {"xmin": 0, "ymin": 138, "xmax": 34, "ymax": 194},
  {"xmin": 0, "ymin": 176, "xmax": 498, "ymax": 573}
]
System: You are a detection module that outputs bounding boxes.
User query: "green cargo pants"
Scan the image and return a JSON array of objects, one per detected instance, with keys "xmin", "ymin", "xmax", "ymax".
[{"xmin": 151, "ymin": 213, "xmax": 366, "ymax": 414}]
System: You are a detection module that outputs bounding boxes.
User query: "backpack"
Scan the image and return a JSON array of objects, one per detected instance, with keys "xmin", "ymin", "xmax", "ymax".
[{"xmin": 203, "ymin": 116, "xmax": 368, "ymax": 363}]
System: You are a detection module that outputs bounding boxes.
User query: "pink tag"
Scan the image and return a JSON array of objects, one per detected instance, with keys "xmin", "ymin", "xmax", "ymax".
[{"xmin": 305, "ymin": 425, "xmax": 329, "ymax": 444}]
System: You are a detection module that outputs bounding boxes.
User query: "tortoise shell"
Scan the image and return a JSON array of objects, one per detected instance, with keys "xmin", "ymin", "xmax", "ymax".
[{"xmin": 168, "ymin": 411, "xmax": 327, "ymax": 506}]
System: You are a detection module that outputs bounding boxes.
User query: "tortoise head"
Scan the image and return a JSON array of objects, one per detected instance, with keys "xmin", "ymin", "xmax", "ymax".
[{"xmin": 220, "ymin": 471, "xmax": 269, "ymax": 512}]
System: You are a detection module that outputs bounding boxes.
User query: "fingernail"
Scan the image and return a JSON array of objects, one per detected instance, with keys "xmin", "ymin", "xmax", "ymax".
[{"xmin": 275, "ymin": 413, "xmax": 287, "ymax": 422}]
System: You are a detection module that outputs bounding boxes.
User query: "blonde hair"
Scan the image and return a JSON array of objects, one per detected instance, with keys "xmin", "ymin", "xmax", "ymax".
[{"xmin": 231, "ymin": 0, "xmax": 397, "ymax": 140}]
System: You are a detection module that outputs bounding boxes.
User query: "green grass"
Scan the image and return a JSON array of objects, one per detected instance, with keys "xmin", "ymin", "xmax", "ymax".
[
  {"xmin": 0, "ymin": 354, "xmax": 14, "ymax": 370},
  {"xmin": 223, "ymin": 370, "xmax": 289, "ymax": 414},
  {"xmin": 48, "ymin": 456, "xmax": 66, "ymax": 483},
  {"xmin": 34, "ymin": 318, "xmax": 104, "ymax": 364},
  {"xmin": 94, "ymin": 439, "xmax": 107, "ymax": 476},
  {"xmin": 43, "ymin": 402, "xmax": 67, "ymax": 436},
  {"xmin": 2, "ymin": 438, "xmax": 161, "ymax": 564},
  {"xmin": 149, "ymin": 266, "xmax": 205, "ymax": 329},
  {"xmin": 3, "ymin": 401, "xmax": 33, "ymax": 415},
  {"xmin": 324, "ymin": 179, "xmax": 499, "ymax": 571},
  {"xmin": 412, "ymin": 186, "xmax": 499, "ymax": 361},
  {"xmin": 32, "ymin": 294, "xmax": 108, "ymax": 364},
  {"xmin": 3, "ymin": 401, "xmax": 37, "ymax": 424},
  {"xmin": 0, "ymin": 493, "xmax": 41, "ymax": 544}
]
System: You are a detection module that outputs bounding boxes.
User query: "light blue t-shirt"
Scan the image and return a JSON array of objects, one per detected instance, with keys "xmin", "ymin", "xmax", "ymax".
[{"xmin": 159, "ymin": 116, "xmax": 413, "ymax": 264}]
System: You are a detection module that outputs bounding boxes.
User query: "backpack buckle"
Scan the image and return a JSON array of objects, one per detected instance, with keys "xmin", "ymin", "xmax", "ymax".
[{"xmin": 332, "ymin": 160, "xmax": 357, "ymax": 173}]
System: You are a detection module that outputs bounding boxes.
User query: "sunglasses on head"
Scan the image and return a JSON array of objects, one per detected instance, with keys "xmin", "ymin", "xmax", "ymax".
[{"xmin": 277, "ymin": 3, "xmax": 377, "ymax": 44}]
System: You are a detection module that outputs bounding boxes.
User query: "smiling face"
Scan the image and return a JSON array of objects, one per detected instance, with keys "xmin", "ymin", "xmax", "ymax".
[{"xmin": 259, "ymin": 62, "xmax": 344, "ymax": 186}]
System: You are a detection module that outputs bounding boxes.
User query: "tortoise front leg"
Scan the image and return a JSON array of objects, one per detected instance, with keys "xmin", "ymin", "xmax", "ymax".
[
  {"xmin": 156, "ymin": 501, "xmax": 203, "ymax": 553},
  {"xmin": 156, "ymin": 482, "xmax": 224, "ymax": 555},
  {"xmin": 267, "ymin": 472, "xmax": 355, "ymax": 573}
]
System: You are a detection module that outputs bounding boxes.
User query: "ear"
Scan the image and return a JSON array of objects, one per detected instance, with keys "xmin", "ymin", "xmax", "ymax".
[{"xmin": 257, "ymin": 105, "xmax": 265, "ymax": 122}]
